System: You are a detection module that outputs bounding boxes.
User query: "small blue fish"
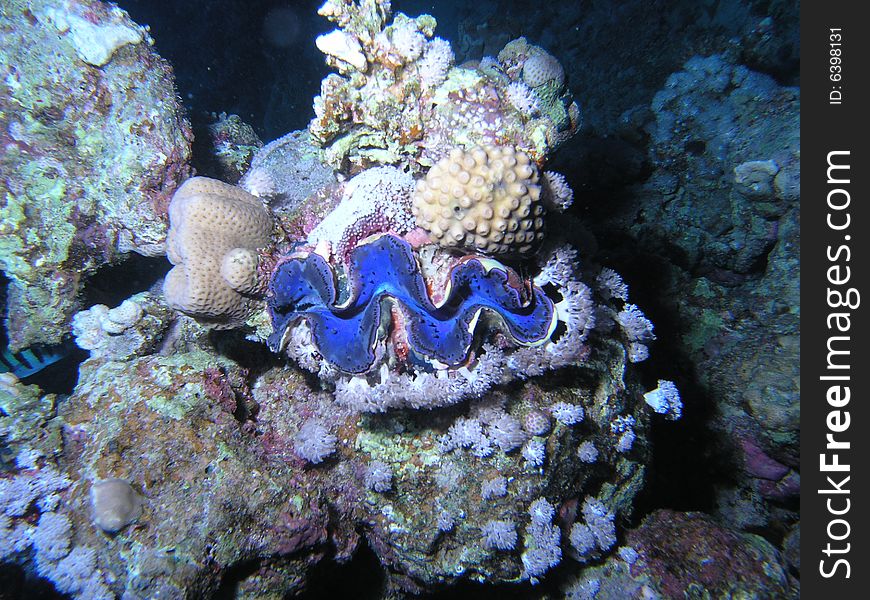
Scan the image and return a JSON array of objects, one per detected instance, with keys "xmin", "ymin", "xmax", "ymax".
[{"xmin": 0, "ymin": 344, "xmax": 70, "ymax": 379}]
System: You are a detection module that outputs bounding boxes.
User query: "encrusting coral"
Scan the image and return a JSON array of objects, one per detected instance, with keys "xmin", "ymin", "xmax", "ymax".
[
  {"xmin": 412, "ymin": 145, "xmax": 546, "ymax": 255},
  {"xmin": 71, "ymin": 292, "xmax": 173, "ymax": 361},
  {"xmin": 307, "ymin": 166, "xmax": 417, "ymax": 262},
  {"xmin": 163, "ymin": 176, "xmax": 272, "ymax": 326}
]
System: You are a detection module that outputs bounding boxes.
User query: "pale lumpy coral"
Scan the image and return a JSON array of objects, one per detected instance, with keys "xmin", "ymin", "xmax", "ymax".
[
  {"xmin": 90, "ymin": 478, "xmax": 143, "ymax": 533},
  {"xmin": 522, "ymin": 52, "xmax": 565, "ymax": 89},
  {"xmin": 412, "ymin": 145, "xmax": 545, "ymax": 255},
  {"xmin": 163, "ymin": 177, "xmax": 272, "ymax": 326}
]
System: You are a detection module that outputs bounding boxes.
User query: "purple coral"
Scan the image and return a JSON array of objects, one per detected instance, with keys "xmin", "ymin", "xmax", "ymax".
[
  {"xmin": 480, "ymin": 476, "xmax": 508, "ymax": 500},
  {"xmin": 529, "ymin": 498, "xmax": 556, "ymax": 525},
  {"xmin": 551, "ymin": 401, "xmax": 584, "ymax": 426},
  {"xmin": 364, "ymin": 460, "xmax": 393, "ymax": 493},
  {"xmin": 616, "ymin": 429, "xmax": 636, "ymax": 453},
  {"xmin": 542, "ymin": 171, "xmax": 574, "ymax": 212},
  {"xmin": 481, "ymin": 519, "xmax": 518, "ymax": 551},
  {"xmin": 32, "ymin": 512, "xmax": 72, "ymax": 561},
  {"xmin": 576, "ymin": 441, "xmax": 599, "ymax": 463},
  {"xmin": 437, "ymin": 509, "xmax": 455, "ymax": 532},
  {"xmin": 643, "ymin": 379, "xmax": 683, "ymax": 420},
  {"xmin": 0, "ymin": 453, "xmax": 70, "ymax": 517},
  {"xmin": 611, "ymin": 415, "xmax": 637, "ymax": 453},
  {"xmin": 442, "ymin": 417, "xmax": 485, "ymax": 452},
  {"xmin": 616, "ymin": 304, "xmax": 656, "ymax": 363},
  {"xmin": 596, "ymin": 267, "xmax": 629, "ymax": 301},
  {"xmin": 569, "ymin": 522, "xmax": 596, "ymax": 556},
  {"xmin": 522, "ymin": 439, "xmax": 546, "ymax": 467},
  {"xmin": 581, "ymin": 497, "xmax": 617, "ymax": 551},
  {"xmin": 486, "ymin": 413, "xmax": 527, "ymax": 452},
  {"xmin": 293, "ymin": 420, "xmax": 338, "ymax": 464},
  {"xmin": 522, "ymin": 498, "xmax": 562, "ymax": 580},
  {"xmin": 38, "ymin": 546, "xmax": 97, "ymax": 595}
]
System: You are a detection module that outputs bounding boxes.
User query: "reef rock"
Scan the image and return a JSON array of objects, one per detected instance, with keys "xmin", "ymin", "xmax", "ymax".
[
  {"xmin": 0, "ymin": 0, "xmax": 192, "ymax": 350},
  {"xmin": 560, "ymin": 509, "xmax": 798, "ymax": 599},
  {"xmin": 595, "ymin": 53, "xmax": 799, "ymax": 534},
  {"xmin": 43, "ymin": 329, "xmax": 650, "ymax": 596}
]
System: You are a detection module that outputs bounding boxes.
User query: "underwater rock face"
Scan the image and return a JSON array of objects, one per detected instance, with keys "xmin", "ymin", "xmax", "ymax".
[
  {"xmin": 0, "ymin": 0, "xmax": 192, "ymax": 350},
  {"xmin": 645, "ymin": 54, "xmax": 801, "ymax": 505},
  {"xmin": 45, "ymin": 338, "xmax": 648, "ymax": 597},
  {"xmin": 267, "ymin": 234, "xmax": 555, "ymax": 373},
  {"xmin": 53, "ymin": 353, "xmax": 327, "ymax": 598},
  {"xmin": 593, "ymin": 52, "xmax": 799, "ymax": 535},
  {"xmin": 559, "ymin": 509, "xmax": 798, "ymax": 599}
]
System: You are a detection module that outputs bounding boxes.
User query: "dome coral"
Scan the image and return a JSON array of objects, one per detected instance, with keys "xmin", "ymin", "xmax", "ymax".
[
  {"xmin": 163, "ymin": 177, "xmax": 272, "ymax": 327},
  {"xmin": 412, "ymin": 145, "xmax": 546, "ymax": 255}
]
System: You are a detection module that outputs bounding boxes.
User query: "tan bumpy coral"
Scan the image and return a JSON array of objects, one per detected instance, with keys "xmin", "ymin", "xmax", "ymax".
[
  {"xmin": 412, "ymin": 146, "xmax": 545, "ymax": 255},
  {"xmin": 164, "ymin": 177, "xmax": 272, "ymax": 326}
]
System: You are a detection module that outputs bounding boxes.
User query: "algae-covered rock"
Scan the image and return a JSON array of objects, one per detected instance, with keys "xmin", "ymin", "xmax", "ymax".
[
  {"xmin": 49, "ymin": 327, "xmax": 649, "ymax": 597},
  {"xmin": 0, "ymin": 0, "xmax": 192, "ymax": 350},
  {"xmin": 560, "ymin": 509, "xmax": 798, "ymax": 599}
]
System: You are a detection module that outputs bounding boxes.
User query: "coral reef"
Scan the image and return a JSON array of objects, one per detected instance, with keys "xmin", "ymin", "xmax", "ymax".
[
  {"xmin": 0, "ymin": 0, "xmax": 192, "ymax": 350},
  {"xmin": 1, "ymin": 0, "xmax": 801, "ymax": 597},
  {"xmin": 0, "ymin": 334, "xmax": 653, "ymax": 596},
  {"xmin": 308, "ymin": 0, "xmax": 580, "ymax": 171}
]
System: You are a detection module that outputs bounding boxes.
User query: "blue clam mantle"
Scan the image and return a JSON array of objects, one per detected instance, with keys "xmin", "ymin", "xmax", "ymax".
[{"xmin": 267, "ymin": 235, "xmax": 556, "ymax": 373}]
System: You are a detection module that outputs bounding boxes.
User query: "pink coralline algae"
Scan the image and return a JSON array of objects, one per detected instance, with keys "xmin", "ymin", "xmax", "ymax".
[{"xmin": 306, "ymin": 166, "xmax": 417, "ymax": 263}]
